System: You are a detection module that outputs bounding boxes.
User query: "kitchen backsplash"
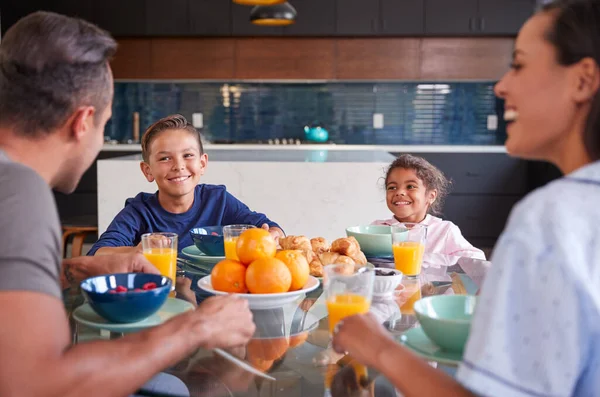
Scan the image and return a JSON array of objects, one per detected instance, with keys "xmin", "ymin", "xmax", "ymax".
[{"xmin": 106, "ymin": 81, "xmax": 506, "ymax": 145}]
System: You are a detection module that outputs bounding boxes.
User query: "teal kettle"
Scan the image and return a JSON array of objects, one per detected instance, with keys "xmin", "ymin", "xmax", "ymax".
[{"xmin": 303, "ymin": 122, "xmax": 329, "ymax": 143}]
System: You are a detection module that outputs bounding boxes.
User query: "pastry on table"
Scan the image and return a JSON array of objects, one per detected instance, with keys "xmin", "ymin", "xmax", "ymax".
[
  {"xmin": 280, "ymin": 235, "xmax": 315, "ymax": 263},
  {"xmin": 331, "ymin": 237, "xmax": 367, "ymax": 266},
  {"xmin": 310, "ymin": 237, "xmax": 330, "ymax": 255}
]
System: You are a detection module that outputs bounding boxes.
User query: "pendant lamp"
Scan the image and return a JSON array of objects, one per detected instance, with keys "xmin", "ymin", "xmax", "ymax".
[
  {"xmin": 250, "ymin": 2, "xmax": 297, "ymax": 26},
  {"xmin": 233, "ymin": 0, "xmax": 285, "ymax": 5}
]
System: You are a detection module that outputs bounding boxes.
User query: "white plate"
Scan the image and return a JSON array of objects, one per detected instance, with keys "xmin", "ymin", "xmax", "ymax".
[{"xmin": 197, "ymin": 275, "xmax": 320, "ymax": 309}]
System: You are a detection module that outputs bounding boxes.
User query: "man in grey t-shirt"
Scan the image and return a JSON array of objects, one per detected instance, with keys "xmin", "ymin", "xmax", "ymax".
[{"xmin": 0, "ymin": 12, "xmax": 255, "ymax": 397}]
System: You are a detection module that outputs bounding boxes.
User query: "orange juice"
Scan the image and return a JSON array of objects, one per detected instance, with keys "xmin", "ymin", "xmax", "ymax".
[
  {"xmin": 326, "ymin": 294, "xmax": 370, "ymax": 334},
  {"xmin": 393, "ymin": 241, "xmax": 425, "ymax": 276},
  {"xmin": 224, "ymin": 237, "xmax": 239, "ymax": 260},
  {"xmin": 400, "ymin": 282, "xmax": 422, "ymax": 315},
  {"xmin": 143, "ymin": 248, "xmax": 177, "ymax": 283}
]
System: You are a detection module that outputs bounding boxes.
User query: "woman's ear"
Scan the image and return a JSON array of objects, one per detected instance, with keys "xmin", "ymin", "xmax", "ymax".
[{"xmin": 140, "ymin": 161, "xmax": 154, "ymax": 183}]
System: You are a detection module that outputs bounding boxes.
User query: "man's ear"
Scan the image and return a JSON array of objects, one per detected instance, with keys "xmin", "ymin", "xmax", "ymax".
[
  {"xmin": 140, "ymin": 161, "xmax": 154, "ymax": 182},
  {"xmin": 69, "ymin": 106, "xmax": 96, "ymax": 142}
]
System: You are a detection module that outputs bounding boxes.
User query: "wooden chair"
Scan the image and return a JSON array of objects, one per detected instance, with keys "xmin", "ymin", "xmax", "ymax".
[{"xmin": 61, "ymin": 215, "xmax": 98, "ymax": 258}]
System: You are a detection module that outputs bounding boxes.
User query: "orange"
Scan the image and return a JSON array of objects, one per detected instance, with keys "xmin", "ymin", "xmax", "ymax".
[
  {"xmin": 210, "ymin": 259, "xmax": 247, "ymax": 293},
  {"xmin": 236, "ymin": 228, "xmax": 277, "ymax": 265},
  {"xmin": 246, "ymin": 257, "xmax": 292, "ymax": 294},
  {"xmin": 247, "ymin": 337, "xmax": 289, "ymax": 361},
  {"xmin": 247, "ymin": 357, "xmax": 274, "ymax": 372},
  {"xmin": 275, "ymin": 250, "xmax": 310, "ymax": 291},
  {"xmin": 288, "ymin": 332, "xmax": 308, "ymax": 348}
]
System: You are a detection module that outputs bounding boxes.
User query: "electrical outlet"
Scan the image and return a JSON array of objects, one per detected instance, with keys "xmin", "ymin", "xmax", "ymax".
[
  {"xmin": 487, "ymin": 115, "xmax": 498, "ymax": 131},
  {"xmin": 373, "ymin": 113, "xmax": 384, "ymax": 129},
  {"xmin": 192, "ymin": 113, "xmax": 204, "ymax": 128}
]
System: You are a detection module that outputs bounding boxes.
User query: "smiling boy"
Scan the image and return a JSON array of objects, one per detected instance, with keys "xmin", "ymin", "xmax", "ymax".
[{"xmin": 89, "ymin": 114, "xmax": 283, "ymax": 255}]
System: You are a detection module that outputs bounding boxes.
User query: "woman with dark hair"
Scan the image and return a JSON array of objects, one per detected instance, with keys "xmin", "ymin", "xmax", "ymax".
[{"xmin": 332, "ymin": 1, "xmax": 600, "ymax": 395}]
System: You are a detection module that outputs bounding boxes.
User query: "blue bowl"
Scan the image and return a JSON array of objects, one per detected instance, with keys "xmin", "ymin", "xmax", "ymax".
[
  {"xmin": 80, "ymin": 273, "xmax": 171, "ymax": 323},
  {"xmin": 190, "ymin": 226, "xmax": 225, "ymax": 256}
]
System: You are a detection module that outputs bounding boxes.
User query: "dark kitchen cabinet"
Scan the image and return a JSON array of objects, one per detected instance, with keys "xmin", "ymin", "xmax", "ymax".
[
  {"xmin": 336, "ymin": 0, "xmax": 379, "ymax": 36},
  {"xmin": 231, "ymin": 3, "xmax": 284, "ymax": 36},
  {"xmin": 90, "ymin": 0, "xmax": 147, "ymax": 36},
  {"xmin": 425, "ymin": 0, "xmax": 535, "ymax": 36},
  {"xmin": 380, "ymin": 0, "xmax": 425, "ymax": 35},
  {"xmin": 336, "ymin": 0, "xmax": 424, "ymax": 36},
  {"xmin": 282, "ymin": 0, "xmax": 336, "ymax": 36},
  {"xmin": 425, "ymin": 0, "xmax": 478, "ymax": 35},
  {"xmin": 477, "ymin": 0, "xmax": 534, "ymax": 35},
  {"xmin": 1, "ymin": 0, "xmax": 56, "ymax": 35},
  {"xmin": 47, "ymin": 0, "xmax": 93, "ymax": 21},
  {"xmin": 189, "ymin": 0, "xmax": 232, "ymax": 36},
  {"xmin": 146, "ymin": 0, "xmax": 189, "ymax": 36}
]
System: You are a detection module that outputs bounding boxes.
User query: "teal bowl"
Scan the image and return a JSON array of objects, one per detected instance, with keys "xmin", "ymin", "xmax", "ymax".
[
  {"xmin": 413, "ymin": 295, "xmax": 477, "ymax": 352},
  {"xmin": 346, "ymin": 225, "xmax": 393, "ymax": 257}
]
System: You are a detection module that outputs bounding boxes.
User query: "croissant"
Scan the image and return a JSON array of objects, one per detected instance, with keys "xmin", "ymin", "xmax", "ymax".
[
  {"xmin": 331, "ymin": 237, "xmax": 359, "ymax": 257},
  {"xmin": 309, "ymin": 259, "xmax": 324, "ymax": 277},
  {"xmin": 280, "ymin": 235, "xmax": 315, "ymax": 263},
  {"xmin": 318, "ymin": 251, "xmax": 340, "ymax": 266},
  {"xmin": 280, "ymin": 235, "xmax": 312, "ymax": 252},
  {"xmin": 310, "ymin": 237, "xmax": 330, "ymax": 255}
]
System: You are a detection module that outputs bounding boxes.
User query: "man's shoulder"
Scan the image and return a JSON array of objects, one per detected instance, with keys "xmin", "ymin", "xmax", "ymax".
[{"xmin": 0, "ymin": 157, "xmax": 53, "ymax": 205}]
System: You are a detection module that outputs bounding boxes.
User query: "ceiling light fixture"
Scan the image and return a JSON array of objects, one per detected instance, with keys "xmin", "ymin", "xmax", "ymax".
[
  {"xmin": 250, "ymin": 2, "xmax": 297, "ymax": 26},
  {"xmin": 233, "ymin": 0, "xmax": 285, "ymax": 6}
]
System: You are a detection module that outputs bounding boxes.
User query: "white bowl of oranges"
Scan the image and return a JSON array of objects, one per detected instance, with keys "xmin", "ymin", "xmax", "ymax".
[{"xmin": 197, "ymin": 228, "xmax": 320, "ymax": 309}]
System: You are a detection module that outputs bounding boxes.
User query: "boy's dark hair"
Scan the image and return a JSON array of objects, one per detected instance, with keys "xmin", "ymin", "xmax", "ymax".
[
  {"xmin": 540, "ymin": 0, "xmax": 600, "ymax": 161},
  {"xmin": 0, "ymin": 11, "xmax": 117, "ymax": 136},
  {"xmin": 141, "ymin": 114, "xmax": 204, "ymax": 162},
  {"xmin": 385, "ymin": 154, "xmax": 451, "ymax": 215}
]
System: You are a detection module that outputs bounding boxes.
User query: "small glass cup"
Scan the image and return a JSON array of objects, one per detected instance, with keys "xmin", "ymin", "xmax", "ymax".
[
  {"xmin": 222, "ymin": 224, "xmax": 256, "ymax": 261},
  {"xmin": 391, "ymin": 223, "xmax": 427, "ymax": 278},
  {"xmin": 141, "ymin": 232, "xmax": 178, "ymax": 290},
  {"xmin": 323, "ymin": 264, "xmax": 375, "ymax": 335}
]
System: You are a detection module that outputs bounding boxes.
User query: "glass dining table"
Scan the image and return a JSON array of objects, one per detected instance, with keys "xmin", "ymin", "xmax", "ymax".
[{"xmin": 68, "ymin": 252, "xmax": 491, "ymax": 397}]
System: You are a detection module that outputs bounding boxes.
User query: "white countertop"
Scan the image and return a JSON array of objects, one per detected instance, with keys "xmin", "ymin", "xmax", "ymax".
[
  {"xmin": 102, "ymin": 143, "xmax": 507, "ymax": 153},
  {"xmin": 102, "ymin": 149, "xmax": 397, "ymax": 163}
]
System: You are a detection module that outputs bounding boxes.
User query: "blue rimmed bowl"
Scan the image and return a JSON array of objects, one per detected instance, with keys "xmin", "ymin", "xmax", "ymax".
[
  {"xmin": 80, "ymin": 273, "xmax": 171, "ymax": 323},
  {"xmin": 190, "ymin": 226, "xmax": 225, "ymax": 256}
]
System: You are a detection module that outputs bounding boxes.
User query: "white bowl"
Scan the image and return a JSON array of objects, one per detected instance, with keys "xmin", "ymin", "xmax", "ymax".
[
  {"xmin": 197, "ymin": 275, "xmax": 320, "ymax": 309},
  {"xmin": 372, "ymin": 268, "xmax": 403, "ymax": 298}
]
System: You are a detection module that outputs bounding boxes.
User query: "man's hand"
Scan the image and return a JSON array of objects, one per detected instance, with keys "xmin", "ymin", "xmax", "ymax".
[
  {"xmin": 186, "ymin": 295, "xmax": 255, "ymax": 350},
  {"xmin": 62, "ymin": 252, "xmax": 159, "ymax": 288}
]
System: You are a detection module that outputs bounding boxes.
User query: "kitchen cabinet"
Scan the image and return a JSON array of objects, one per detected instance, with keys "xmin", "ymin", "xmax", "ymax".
[
  {"xmin": 379, "ymin": 0, "xmax": 425, "ymax": 35},
  {"xmin": 425, "ymin": 0, "xmax": 535, "ymax": 36},
  {"xmin": 189, "ymin": 0, "xmax": 232, "ymax": 36},
  {"xmin": 282, "ymin": 0, "xmax": 336, "ymax": 36},
  {"xmin": 477, "ymin": 0, "xmax": 534, "ymax": 35},
  {"xmin": 146, "ymin": 0, "xmax": 189, "ymax": 36},
  {"xmin": 90, "ymin": 0, "xmax": 146, "ymax": 36},
  {"xmin": 231, "ymin": 3, "xmax": 284, "ymax": 36},
  {"xmin": 336, "ymin": 0, "xmax": 424, "ymax": 36},
  {"xmin": 336, "ymin": 0, "xmax": 379, "ymax": 36},
  {"xmin": 424, "ymin": 0, "xmax": 478, "ymax": 35}
]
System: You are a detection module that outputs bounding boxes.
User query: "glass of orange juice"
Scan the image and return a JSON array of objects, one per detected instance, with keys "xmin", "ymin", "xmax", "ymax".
[
  {"xmin": 324, "ymin": 264, "xmax": 375, "ymax": 335},
  {"xmin": 222, "ymin": 224, "xmax": 256, "ymax": 261},
  {"xmin": 141, "ymin": 232, "xmax": 178, "ymax": 290},
  {"xmin": 391, "ymin": 223, "xmax": 427, "ymax": 278}
]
